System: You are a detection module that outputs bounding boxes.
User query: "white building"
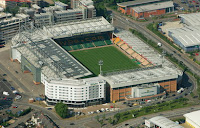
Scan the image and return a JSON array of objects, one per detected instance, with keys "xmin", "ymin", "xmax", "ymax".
[
  {"xmin": 0, "ymin": 13, "xmax": 30, "ymax": 41},
  {"xmin": 34, "ymin": 12, "xmax": 53, "ymax": 27},
  {"xmin": 54, "ymin": 9, "xmax": 83, "ymax": 24},
  {"xmin": 45, "ymin": 77, "xmax": 106, "ymax": 106},
  {"xmin": 183, "ymin": 110, "xmax": 200, "ymax": 128},
  {"xmin": 145, "ymin": 116, "xmax": 184, "ymax": 128}
]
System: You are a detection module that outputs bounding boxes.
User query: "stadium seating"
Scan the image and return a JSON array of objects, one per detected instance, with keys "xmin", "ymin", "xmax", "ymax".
[
  {"xmin": 94, "ymin": 41, "xmax": 106, "ymax": 47},
  {"xmin": 126, "ymin": 48, "xmax": 134, "ymax": 55},
  {"xmin": 142, "ymin": 61, "xmax": 149, "ymax": 66},
  {"xmin": 131, "ymin": 52, "xmax": 139, "ymax": 58},
  {"xmin": 117, "ymin": 41, "xmax": 124, "ymax": 46},
  {"xmin": 121, "ymin": 44, "xmax": 129, "ymax": 50},
  {"xmin": 62, "ymin": 46, "xmax": 72, "ymax": 51},
  {"xmin": 114, "ymin": 37, "xmax": 121, "ymax": 44},
  {"xmin": 83, "ymin": 43, "xmax": 95, "ymax": 48},
  {"xmin": 105, "ymin": 40, "xmax": 112, "ymax": 45},
  {"xmin": 71, "ymin": 44, "xmax": 83, "ymax": 50}
]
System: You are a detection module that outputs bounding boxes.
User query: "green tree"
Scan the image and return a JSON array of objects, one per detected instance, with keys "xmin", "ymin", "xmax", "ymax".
[
  {"xmin": 55, "ymin": 102, "xmax": 69, "ymax": 118},
  {"xmin": 99, "ymin": 119, "xmax": 104, "ymax": 127},
  {"xmin": 108, "ymin": 117, "xmax": 113, "ymax": 124}
]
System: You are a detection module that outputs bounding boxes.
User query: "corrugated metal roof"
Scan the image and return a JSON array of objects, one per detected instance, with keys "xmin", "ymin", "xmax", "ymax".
[
  {"xmin": 168, "ymin": 25, "xmax": 200, "ymax": 47},
  {"xmin": 149, "ymin": 116, "xmax": 184, "ymax": 128},
  {"xmin": 180, "ymin": 12, "xmax": 200, "ymax": 26},
  {"xmin": 117, "ymin": 0, "xmax": 161, "ymax": 7},
  {"xmin": 132, "ymin": 1, "xmax": 174, "ymax": 13}
]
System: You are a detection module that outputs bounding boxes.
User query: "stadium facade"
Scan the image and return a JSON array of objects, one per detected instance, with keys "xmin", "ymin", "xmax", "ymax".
[{"xmin": 11, "ymin": 17, "xmax": 182, "ymax": 107}]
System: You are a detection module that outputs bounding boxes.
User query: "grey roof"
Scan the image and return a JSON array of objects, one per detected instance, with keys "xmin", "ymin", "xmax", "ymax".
[
  {"xmin": 180, "ymin": 12, "xmax": 200, "ymax": 26},
  {"xmin": 117, "ymin": 0, "xmax": 161, "ymax": 7},
  {"xmin": 132, "ymin": 1, "xmax": 174, "ymax": 13},
  {"xmin": 148, "ymin": 116, "xmax": 184, "ymax": 128},
  {"xmin": 168, "ymin": 25, "xmax": 200, "ymax": 47},
  {"xmin": 15, "ymin": 38, "xmax": 92, "ymax": 79}
]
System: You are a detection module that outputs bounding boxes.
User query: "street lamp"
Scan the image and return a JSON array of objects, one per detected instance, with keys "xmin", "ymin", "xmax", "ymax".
[{"xmin": 98, "ymin": 60, "xmax": 103, "ymax": 75}]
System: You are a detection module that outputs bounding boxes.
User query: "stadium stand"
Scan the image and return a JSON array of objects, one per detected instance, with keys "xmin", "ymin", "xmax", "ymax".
[
  {"xmin": 105, "ymin": 40, "xmax": 112, "ymax": 45},
  {"xmin": 93, "ymin": 41, "xmax": 106, "ymax": 47},
  {"xmin": 121, "ymin": 44, "xmax": 129, "ymax": 50},
  {"xmin": 126, "ymin": 48, "xmax": 134, "ymax": 55},
  {"xmin": 56, "ymin": 33, "xmax": 112, "ymax": 51},
  {"xmin": 82, "ymin": 42, "xmax": 95, "ymax": 48},
  {"xmin": 112, "ymin": 36, "xmax": 151, "ymax": 66},
  {"xmin": 117, "ymin": 41, "xmax": 124, "ymax": 46},
  {"xmin": 114, "ymin": 37, "xmax": 121, "ymax": 44}
]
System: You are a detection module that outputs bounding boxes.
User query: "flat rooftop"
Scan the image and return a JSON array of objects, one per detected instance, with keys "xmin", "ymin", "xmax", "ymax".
[
  {"xmin": 100, "ymin": 65, "xmax": 179, "ymax": 88},
  {"xmin": 117, "ymin": 0, "xmax": 161, "ymax": 7},
  {"xmin": 132, "ymin": 1, "xmax": 174, "ymax": 13},
  {"xmin": 180, "ymin": 12, "xmax": 200, "ymax": 26},
  {"xmin": 44, "ymin": 17, "xmax": 114, "ymax": 39},
  {"xmin": 183, "ymin": 110, "xmax": 200, "ymax": 127},
  {"xmin": 148, "ymin": 116, "xmax": 184, "ymax": 128},
  {"xmin": 168, "ymin": 25, "xmax": 200, "ymax": 47}
]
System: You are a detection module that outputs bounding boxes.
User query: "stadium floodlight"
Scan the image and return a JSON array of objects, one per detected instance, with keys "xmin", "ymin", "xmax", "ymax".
[{"xmin": 99, "ymin": 60, "xmax": 103, "ymax": 75}]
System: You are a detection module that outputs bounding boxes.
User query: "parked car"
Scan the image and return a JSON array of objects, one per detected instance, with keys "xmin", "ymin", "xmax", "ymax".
[{"xmin": 13, "ymin": 105, "xmax": 18, "ymax": 108}]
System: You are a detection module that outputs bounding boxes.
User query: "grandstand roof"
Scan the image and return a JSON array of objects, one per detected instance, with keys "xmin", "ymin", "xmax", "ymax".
[
  {"xmin": 117, "ymin": 0, "xmax": 161, "ymax": 7},
  {"xmin": 43, "ymin": 17, "xmax": 114, "ymax": 39},
  {"xmin": 148, "ymin": 116, "xmax": 184, "ymax": 128},
  {"xmin": 132, "ymin": 1, "xmax": 174, "ymax": 13},
  {"xmin": 183, "ymin": 110, "xmax": 200, "ymax": 127},
  {"xmin": 100, "ymin": 65, "xmax": 179, "ymax": 88},
  {"xmin": 179, "ymin": 12, "xmax": 200, "ymax": 26},
  {"xmin": 113, "ymin": 30, "xmax": 171, "ymax": 66},
  {"xmin": 12, "ymin": 33, "xmax": 92, "ymax": 80},
  {"xmin": 168, "ymin": 25, "xmax": 200, "ymax": 47}
]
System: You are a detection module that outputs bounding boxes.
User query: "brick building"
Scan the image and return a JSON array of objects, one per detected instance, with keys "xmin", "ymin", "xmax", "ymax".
[{"xmin": 117, "ymin": 0, "xmax": 174, "ymax": 18}]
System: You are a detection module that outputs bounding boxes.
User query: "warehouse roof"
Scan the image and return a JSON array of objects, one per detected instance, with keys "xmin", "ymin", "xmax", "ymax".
[
  {"xmin": 132, "ymin": 1, "xmax": 174, "ymax": 13},
  {"xmin": 148, "ymin": 116, "xmax": 184, "ymax": 128},
  {"xmin": 183, "ymin": 110, "xmax": 200, "ymax": 127},
  {"xmin": 117, "ymin": 0, "xmax": 161, "ymax": 7},
  {"xmin": 168, "ymin": 25, "xmax": 200, "ymax": 47},
  {"xmin": 179, "ymin": 12, "xmax": 200, "ymax": 26}
]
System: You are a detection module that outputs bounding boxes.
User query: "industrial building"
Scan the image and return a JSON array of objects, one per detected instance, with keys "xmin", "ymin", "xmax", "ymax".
[
  {"xmin": 10, "ymin": 16, "xmax": 182, "ymax": 106},
  {"xmin": 117, "ymin": 0, "xmax": 174, "ymax": 18},
  {"xmin": 179, "ymin": 12, "xmax": 200, "ymax": 26},
  {"xmin": 145, "ymin": 116, "xmax": 184, "ymax": 128},
  {"xmin": 168, "ymin": 26, "xmax": 200, "ymax": 52},
  {"xmin": 183, "ymin": 110, "xmax": 200, "ymax": 128},
  {"xmin": 0, "ymin": 13, "xmax": 30, "ymax": 42}
]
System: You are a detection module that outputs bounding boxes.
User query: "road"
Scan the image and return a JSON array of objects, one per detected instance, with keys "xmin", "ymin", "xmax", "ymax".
[
  {"xmin": 115, "ymin": 105, "xmax": 200, "ymax": 128},
  {"xmin": 111, "ymin": 11, "xmax": 200, "ymax": 77}
]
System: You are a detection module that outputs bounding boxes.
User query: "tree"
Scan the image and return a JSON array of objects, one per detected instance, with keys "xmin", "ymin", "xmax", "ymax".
[
  {"xmin": 108, "ymin": 117, "xmax": 113, "ymax": 124},
  {"xmin": 102, "ymin": 114, "xmax": 106, "ymax": 121},
  {"xmin": 55, "ymin": 102, "xmax": 69, "ymax": 118},
  {"xmin": 99, "ymin": 119, "xmax": 104, "ymax": 127}
]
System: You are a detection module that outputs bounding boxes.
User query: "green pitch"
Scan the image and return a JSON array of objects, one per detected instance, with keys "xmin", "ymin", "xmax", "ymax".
[{"xmin": 70, "ymin": 46, "xmax": 140, "ymax": 76}]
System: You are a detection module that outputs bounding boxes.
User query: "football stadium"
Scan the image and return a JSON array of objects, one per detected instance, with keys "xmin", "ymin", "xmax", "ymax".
[{"xmin": 10, "ymin": 17, "xmax": 183, "ymax": 107}]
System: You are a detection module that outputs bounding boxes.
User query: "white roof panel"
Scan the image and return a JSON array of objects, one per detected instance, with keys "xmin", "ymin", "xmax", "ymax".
[{"xmin": 183, "ymin": 110, "xmax": 200, "ymax": 127}]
